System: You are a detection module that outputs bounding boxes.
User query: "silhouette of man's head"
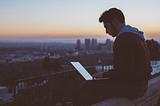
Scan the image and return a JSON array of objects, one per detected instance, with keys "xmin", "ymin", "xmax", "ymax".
[
  {"xmin": 99, "ymin": 8, "xmax": 125, "ymax": 37},
  {"xmin": 99, "ymin": 8, "xmax": 125, "ymax": 24}
]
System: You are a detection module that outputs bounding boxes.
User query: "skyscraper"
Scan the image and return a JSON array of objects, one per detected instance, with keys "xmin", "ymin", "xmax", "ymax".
[
  {"xmin": 92, "ymin": 38, "xmax": 97, "ymax": 51},
  {"xmin": 110, "ymin": 41, "xmax": 114, "ymax": 51},
  {"xmin": 85, "ymin": 39, "xmax": 90, "ymax": 51},
  {"xmin": 105, "ymin": 39, "xmax": 113, "ymax": 52},
  {"xmin": 106, "ymin": 39, "xmax": 111, "ymax": 51},
  {"xmin": 76, "ymin": 39, "xmax": 81, "ymax": 51},
  {"xmin": 106, "ymin": 39, "xmax": 110, "ymax": 44}
]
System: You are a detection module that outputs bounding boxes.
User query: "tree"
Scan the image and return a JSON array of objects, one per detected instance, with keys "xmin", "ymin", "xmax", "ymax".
[
  {"xmin": 51, "ymin": 59, "xmax": 61, "ymax": 72},
  {"xmin": 6, "ymin": 75, "xmax": 19, "ymax": 93},
  {"xmin": 146, "ymin": 39, "xmax": 160, "ymax": 60},
  {"xmin": 42, "ymin": 56, "xmax": 51, "ymax": 73}
]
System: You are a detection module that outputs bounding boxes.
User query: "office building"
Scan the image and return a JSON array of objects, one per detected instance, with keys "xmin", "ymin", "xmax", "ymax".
[
  {"xmin": 76, "ymin": 39, "xmax": 81, "ymax": 51},
  {"xmin": 91, "ymin": 38, "xmax": 97, "ymax": 51},
  {"xmin": 105, "ymin": 39, "xmax": 111, "ymax": 51},
  {"xmin": 85, "ymin": 39, "xmax": 90, "ymax": 51}
]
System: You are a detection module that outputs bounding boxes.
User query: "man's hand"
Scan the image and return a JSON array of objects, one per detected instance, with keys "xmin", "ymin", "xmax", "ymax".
[{"xmin": 92, "ymin": 72, "xmax": 104, "ymax": 79}]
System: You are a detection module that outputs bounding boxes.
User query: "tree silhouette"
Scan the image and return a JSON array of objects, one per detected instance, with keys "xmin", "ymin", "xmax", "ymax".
[
  {"xmin": 146, "ymin": 39, "xmax": 160, "ymax": 60},
  {"xmin": 42, "ymin": 56, "xmax": 51, "ymax": 73},
  {"xmin": 6, "ymin": 75, "xmax": 19, "ymax": 93},
  {"xmin": 51, "ymin": 59, "xmax": 61, "ymax": 72}
]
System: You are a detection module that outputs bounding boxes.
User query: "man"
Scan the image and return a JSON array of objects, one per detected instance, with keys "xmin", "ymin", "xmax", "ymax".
[{"xmin": 80, "ymin": 8, "xmax": 152, "ymax": 105}]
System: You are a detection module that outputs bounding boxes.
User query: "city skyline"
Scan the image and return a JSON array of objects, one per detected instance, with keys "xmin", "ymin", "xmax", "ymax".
[
  {"xmin": 0, "ymin": 37, "xmax": 115, "ymax": 44},
  {"xmin": 0, "ymin": 0, "xmax": 160, "ymax": 41},
  {"xmin": 1, "ymin": 37, "xmax": 160, "ymax": 44}
]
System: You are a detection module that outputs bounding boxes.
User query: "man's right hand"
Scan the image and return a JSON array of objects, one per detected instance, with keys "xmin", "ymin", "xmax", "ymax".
[{"xmin": 92, "ymin": 72, "xmax": 104, "ymax": 79}]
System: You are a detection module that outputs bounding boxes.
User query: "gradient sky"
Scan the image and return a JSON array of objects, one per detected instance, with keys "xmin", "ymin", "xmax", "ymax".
[{"xmin": 0, "ymin": 0, "xmax": 160, "ymax": 41}]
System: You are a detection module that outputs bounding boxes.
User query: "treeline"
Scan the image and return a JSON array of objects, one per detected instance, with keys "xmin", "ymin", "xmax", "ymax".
[{"xmin": 146, "ymin": 39, "xmax": 160, "ymax": 60}]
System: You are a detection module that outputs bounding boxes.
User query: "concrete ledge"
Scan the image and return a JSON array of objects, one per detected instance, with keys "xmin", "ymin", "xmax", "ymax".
[{"xmin": 92, "ymin": 75, "xmax": 160, "ymax": 106}]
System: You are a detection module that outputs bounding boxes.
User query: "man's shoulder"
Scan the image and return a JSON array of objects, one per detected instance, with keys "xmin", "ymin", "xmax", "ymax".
[
  {"xmin": 115, "ymin": 32, "xmax": 137, "ymax": 43},
  {"xmin": 117, "ymin": 32, "xmax": 137, "ymax": 39}
]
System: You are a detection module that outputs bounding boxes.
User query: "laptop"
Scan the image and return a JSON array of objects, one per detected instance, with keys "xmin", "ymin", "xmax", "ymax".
[{"xmin": 71, "ymin": 62, "xmax": 109, "ymax": 80}]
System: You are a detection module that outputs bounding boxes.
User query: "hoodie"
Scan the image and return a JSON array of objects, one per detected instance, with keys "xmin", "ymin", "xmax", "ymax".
[
  {"xmin": 117, "ymin": 25, "xmax": 145, "ymax": 40},
  {"xmin": 103, "ymin": 26, "xmax": 152, "ymax": 86}
]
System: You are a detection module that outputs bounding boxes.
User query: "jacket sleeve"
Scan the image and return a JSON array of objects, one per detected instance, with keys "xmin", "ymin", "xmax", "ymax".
[{"xmin": 103, "ymin": 34, "xmax": 136, "ymax": 79}]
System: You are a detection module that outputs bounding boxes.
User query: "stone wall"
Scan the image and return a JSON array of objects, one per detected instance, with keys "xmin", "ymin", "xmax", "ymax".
[{"xmin": 92, "ymin": 75, "xmax": 160, "ymax": 106}]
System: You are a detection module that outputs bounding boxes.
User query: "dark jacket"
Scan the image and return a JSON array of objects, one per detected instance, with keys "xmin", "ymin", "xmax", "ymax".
[{"xmin": 103, "ymin": 32, "xmax": 152, "ymax": 86}]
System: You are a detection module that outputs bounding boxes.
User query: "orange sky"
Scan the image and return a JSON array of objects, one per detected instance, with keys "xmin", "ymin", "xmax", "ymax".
[{"xmin": 0, "ymin": 24, "xmax": 159, "ymax": 39}]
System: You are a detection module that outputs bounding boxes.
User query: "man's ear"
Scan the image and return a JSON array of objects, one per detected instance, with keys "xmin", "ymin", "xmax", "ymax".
[{"xmin": 112, "ymin": 18, "xmax": 118, "ymax": 26}]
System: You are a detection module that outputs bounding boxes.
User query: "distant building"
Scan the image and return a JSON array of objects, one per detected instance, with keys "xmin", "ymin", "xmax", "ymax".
[
  {"xmin": 40, "ymin": 44, "xmax": 43, "ymax": 50},
  {"xmin": 97, "ymin": 43, "xmax": 103, "ymax": 51},
  {"xmin": 44, "ymin": 44, "xmax": 47, "ymax": 50},
  {"xmin": 110, "ymin": 41, "xmax": 114, "ymax": 51},
  {"xmin": 102, "ymin": 45, "xmax": 108, "ymax": 52},
  {"xmin": 85, "ymin": 39, "xmax": 90, "ymax": 51},
  {"xmin": 40, "ymin": 44, "xmax": 47, "ymax": 50},
  {"xmin": 76, "ymin": 39, "xmax": 81, "ymax": 51},
  {"xmin": 105, "ymin": 39, "xmax": 113, "ymax": 52},
  {"xmin": 105, "ymin": 39, "xmax": 111, "ymax": 51},
  {"xmin": 106, "ymin": 39, "xmax": 110, "ymax": 44},
  {"xmin": 91, "ymin": 38, "xmax": 97, "ymax": 51}
]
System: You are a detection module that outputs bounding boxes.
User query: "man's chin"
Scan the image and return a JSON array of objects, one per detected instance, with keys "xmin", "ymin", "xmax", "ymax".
[
  {"xmin": 110, "ymin": 34, "xmax": 117, "ymax": 37},
  {"xmin": 106, "ymin": 33, "xmax": 117, "ymax": 37},
  {"xmin": 112, "ymin": 35, "xmax": 117, "ymax": 37}
]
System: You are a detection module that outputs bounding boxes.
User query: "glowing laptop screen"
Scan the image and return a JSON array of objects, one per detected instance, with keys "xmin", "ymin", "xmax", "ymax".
[{"xmin": 71, "ymin": 62, "xmax": 92, "ymax": 80}]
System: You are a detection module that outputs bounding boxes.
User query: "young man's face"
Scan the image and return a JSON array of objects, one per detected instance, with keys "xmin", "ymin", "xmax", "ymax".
[{"xmin": 103, "ymin": 22, "xmax": 118, "ymax": 37}]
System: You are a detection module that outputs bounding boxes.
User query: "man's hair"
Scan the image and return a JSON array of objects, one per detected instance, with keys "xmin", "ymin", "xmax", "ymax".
[{"xmin": 99, "ymin": 8, "xmax": 125, "ymax": 23}]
